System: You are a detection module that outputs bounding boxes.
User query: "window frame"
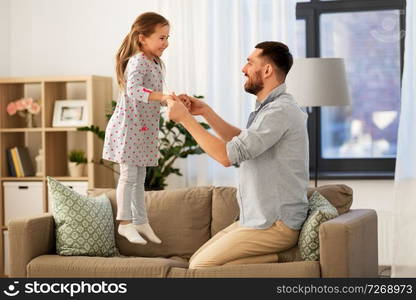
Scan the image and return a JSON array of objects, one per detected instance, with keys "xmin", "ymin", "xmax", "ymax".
[{"xmin": 296, "ymin": 0, "xmax": 406, "ymax": 179}]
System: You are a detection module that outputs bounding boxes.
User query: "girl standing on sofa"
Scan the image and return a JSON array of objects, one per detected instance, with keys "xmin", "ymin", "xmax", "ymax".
[{"xmin": 103, "ymin": 12, "xmax": 183, "ymax": 244}]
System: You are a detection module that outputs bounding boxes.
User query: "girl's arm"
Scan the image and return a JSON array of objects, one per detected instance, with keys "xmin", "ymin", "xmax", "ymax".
[
  {"xmin": 125, "ymin": 57, "xmax": 169, "ymax": 103},
  {"xmin": 148, "ymin": 92, "xmax": 170, "ymax": 103}
]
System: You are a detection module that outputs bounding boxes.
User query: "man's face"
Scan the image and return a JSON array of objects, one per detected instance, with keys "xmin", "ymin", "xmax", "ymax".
[{"xmin": 242, "ymin": 49, "xmax": 265, "ymax": 95}]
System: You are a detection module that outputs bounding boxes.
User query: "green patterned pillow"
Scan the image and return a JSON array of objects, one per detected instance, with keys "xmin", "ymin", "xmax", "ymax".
[
  {"xmin": 298, "ymin": 191, "xmax": 338, "ymax": 261},
  {"xmin": 47, "ymin": 177, "xmax": 118, "ymax": 257}
]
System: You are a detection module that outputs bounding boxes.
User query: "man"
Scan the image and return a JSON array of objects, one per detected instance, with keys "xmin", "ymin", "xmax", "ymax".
[{"xmin": 167, "ymin": 41, "xmax": 309, "ymax": 269}]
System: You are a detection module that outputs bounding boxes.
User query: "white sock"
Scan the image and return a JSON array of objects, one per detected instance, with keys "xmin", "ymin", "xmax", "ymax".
[
  {"xmin": 135, "ymin": 223, "xmax": 162, "ymax": 244},
  {"xmin": 118, "ymin": 223, "xmax": 147, "ymax": 245}
]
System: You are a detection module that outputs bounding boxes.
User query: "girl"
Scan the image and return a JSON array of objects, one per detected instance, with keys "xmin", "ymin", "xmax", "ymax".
[{"xmin": 103, "ymin": 12, "xmax": 173, "ymax": 244}]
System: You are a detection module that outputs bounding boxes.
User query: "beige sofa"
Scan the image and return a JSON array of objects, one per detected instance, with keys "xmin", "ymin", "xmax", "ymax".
[{"xmin": 8, "ymin": 184, "xmax": 378, "ymax": 278}]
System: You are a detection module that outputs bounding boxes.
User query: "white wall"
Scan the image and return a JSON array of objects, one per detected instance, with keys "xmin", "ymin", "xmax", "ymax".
[
  {"xmin": 8, "ymin": 0, "xmax": 162, "ymax": 99},
  {"xmin": 0, "ymin": 0, "xmax": 10, "ymax": 76}
]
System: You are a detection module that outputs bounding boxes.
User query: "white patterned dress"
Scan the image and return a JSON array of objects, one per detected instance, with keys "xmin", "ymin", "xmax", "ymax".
[{"xmin": 103, "ymin": 53, "xmax": 163, "ymax": 166}]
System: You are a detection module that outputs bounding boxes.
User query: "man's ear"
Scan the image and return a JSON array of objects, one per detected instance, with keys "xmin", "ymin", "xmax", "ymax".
[{"xmin": 264, "ymin": 64, "xmax": 273, "ymax": 78}]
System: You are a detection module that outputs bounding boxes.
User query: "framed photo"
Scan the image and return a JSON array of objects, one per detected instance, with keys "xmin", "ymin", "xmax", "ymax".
[{"xmin": 52, "ymin": 100, "xmax": 89, "ymax": 127}]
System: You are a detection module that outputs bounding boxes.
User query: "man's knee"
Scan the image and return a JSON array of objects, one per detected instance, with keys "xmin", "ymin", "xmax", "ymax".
[{"xmin": 189, "ymin": 254, "xmax": 221, "ymax": 269}]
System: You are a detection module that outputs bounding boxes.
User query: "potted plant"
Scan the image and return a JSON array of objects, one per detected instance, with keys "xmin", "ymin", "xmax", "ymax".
[
  {"xmin": 68, "ymin": 150, "xmax": 87, "ymax": 177},
  {"xmin": 78, "ymin": 97, "xmax": 210, "ymax": 190}
]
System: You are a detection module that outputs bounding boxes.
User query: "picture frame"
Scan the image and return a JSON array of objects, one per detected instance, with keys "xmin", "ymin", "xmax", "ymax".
[{"xmin": 52, "ymin": 100, "xmax": 89, "ymax": 127}]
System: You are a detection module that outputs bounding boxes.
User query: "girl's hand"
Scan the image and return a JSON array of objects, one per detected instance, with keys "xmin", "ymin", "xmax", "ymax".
[
  {"xmin": 161, "ymin": 94, "xmax": 173, "ymax": 105},
  {"xmin": 166, "ymin": 94, "xmax": 190, "ymax": 123}
]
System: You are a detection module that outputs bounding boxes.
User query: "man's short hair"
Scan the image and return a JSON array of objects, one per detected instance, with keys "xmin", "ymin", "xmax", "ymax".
[{"xmin": 255, "ymin": 41, "xmax": 293, "ymax": 78}]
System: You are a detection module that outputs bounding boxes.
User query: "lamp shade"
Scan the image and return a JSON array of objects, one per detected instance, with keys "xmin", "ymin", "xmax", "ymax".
[{"xmin": 285, "ymin": 58, "xmax": 351, "ymax": 107}]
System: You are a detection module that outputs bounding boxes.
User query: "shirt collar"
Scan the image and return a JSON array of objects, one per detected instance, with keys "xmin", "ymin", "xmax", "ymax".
[{"xmin": 254, "ymin": 82, "xmax": 287, "ymax": 111}]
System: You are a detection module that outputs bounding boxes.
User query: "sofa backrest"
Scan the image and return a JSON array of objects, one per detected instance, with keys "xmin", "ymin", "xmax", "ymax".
[
  {"xmin": 88, "ymin": 184, "xmax": 353, "ymax": 258},
  {"xmin": 89, "ymin": 186, "xmax": 213, "ymax": 259},
  {"xmin": 211, "ymin": 187, "xmax": 239, "ymax": 236},
  {"xmin": 209, "ymin": 184, "xmax": 353, "ymax": 236}
]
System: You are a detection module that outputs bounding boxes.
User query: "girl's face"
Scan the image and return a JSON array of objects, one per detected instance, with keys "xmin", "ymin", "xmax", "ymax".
[{"xmin": 140, "ymin": 24, "xmax": 170, "ymax": 58}]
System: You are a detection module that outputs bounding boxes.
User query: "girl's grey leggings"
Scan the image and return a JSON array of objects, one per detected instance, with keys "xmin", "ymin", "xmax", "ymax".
[{"xmin": 116, "ymin": 164, "xmax": 148, "ymax": 225}]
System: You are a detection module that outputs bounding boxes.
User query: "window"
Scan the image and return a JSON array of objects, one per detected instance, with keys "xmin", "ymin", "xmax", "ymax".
[{"xmin": 296, "ymin": 0, "xmax": 406, "ymax": 178}]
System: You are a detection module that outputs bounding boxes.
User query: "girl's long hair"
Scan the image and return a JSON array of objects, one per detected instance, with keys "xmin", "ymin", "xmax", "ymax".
[{"xmin": 115, "ymin": 12, "xmax": 169, "ymax": 89}]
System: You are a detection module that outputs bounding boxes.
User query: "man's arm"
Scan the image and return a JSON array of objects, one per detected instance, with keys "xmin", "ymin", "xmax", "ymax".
[
  {"xmin": 184, "ymin": 96, "xmax": 241, "ymax": 142},
  {"xmin": 180, "ymin": 114, "xmax": 232, "ymax": 167},
  {"xmin": 167, "ymin": 97, "xmax": 232, "ymax": 167},
  {"xmin": 202, "ymin": 106, "xmax": 242, "ymax": 142}
]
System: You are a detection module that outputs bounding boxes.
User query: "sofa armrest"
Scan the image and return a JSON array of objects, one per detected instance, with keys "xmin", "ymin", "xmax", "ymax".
[
  {"xmin": 319, "ymin": 209, "xmax": 378, "ymax": 278},
  {"xmin": 8, "ymin": 213, "xmax": 55, "ymax": 277}
]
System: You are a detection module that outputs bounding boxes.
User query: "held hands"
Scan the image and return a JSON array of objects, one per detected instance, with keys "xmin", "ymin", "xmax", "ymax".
[
  {"xmin": 177, "ymin": 94, "xmax": 192, "ymax": 111},
  {"xmin": 166, "ymin": 92, "xmax": 209, "ymax": 122},
  {"xmin": 166, "ymin": 93, "xmax": 189, "ymax": 123},
  {"xmin": 161, "ymin": 93, "xmax": 191, "ymax": 110}
]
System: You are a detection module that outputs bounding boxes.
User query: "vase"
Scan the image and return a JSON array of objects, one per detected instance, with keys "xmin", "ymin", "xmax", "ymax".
[
  {"xmin": 68, "ymin": 162, "xmax": 85, "ymax": 177},
  {"xmin": 25, "ymin": 113, "xmax": 35, "ymax": 128},
  {"xmin": 35, "ymin": 148, "xmax": 44, "ymax": 176}
]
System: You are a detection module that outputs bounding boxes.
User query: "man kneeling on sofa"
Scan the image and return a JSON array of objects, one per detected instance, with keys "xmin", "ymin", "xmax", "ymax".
[{"xmin": 166, "ymin": 41, "xmax": 310, "ymax": 269}]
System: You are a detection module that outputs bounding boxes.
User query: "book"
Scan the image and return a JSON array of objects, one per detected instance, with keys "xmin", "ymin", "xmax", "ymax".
[
  {"xmin": 6, "ymin": 148, "xmax": 16, "ymax": 177},
  {"xmin": 10, "ymin": 147, "xmax": 23, "ymax": 177},
  {"xmin": 15, "ymin": 146, "xmax": 35, "ymax": 176}
]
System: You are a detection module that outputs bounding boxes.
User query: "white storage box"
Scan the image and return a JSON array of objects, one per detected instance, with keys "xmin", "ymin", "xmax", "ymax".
[
  {"xmin": 48, "ymin": 181, "xmax": 89, "ymax": 212},
  {"xmin": 4, "ymin": 181, "xmax": 43, "ymax": 226},
  {"xmin": 3, "ymin": 231, "xmax": 9, "ymax": 276}
]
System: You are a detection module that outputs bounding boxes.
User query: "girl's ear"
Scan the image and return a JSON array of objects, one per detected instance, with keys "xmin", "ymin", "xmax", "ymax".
[{"xmin": 138, "ymin": 33, "xmax": 146, "ymax": 46}]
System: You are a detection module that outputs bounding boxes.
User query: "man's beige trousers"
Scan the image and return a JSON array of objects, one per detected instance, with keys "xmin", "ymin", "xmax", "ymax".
[{"xmin": 189, "ymin": 220, "xmax": 299, "ymax": 269}]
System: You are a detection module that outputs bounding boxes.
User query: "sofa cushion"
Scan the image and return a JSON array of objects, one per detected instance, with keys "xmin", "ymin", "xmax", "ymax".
[
  {"xmin": 277, "ymin": 246, "xmax": 302, "ymax": 263},
  {"xmin": 88, "ymin": 186, "xmax": 213, "ymax": 259},
  {"xmin": 168, "ymin": 261, "xmax": 320, "ymax": 278},
  {"xmin": 307, "ymin": 184, "xmax": 352, "ymax": 215},
  {"xmin": 298, "ymin": 192, "xmax": 338, "ymax": 261},
  {"xmin": 211, "ymin": 187, "xmax": 239, "ymax": 236},
  {"xmin": 47, "ymin": 177, "xmax": 118, "ymax": 257},
  {"xmin": 27, "ymin": 255, "xmax": 188, "ymax": 277}
]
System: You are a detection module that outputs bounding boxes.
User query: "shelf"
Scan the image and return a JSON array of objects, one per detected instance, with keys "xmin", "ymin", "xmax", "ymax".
[
  {"xmin": 53, "ymin": 177, "xmax": 88, "ymax": 181},
  {"xmin": 0, "ymin": 78, "xmax": 42, "ymax": 84},
  {"xmin": 0, "ymin": 128, "xmax": 87, "ymax": 132},
  {"xmin": 1, "ymin": 177, "xmax": 43, "ymax": 181},
  {"xmin": 44, "ymin": 127, "xmax": 83, "ymax": 132},
  {"xmin": 0, "ymin": 75, "xmax": 114, "ymax": 277},
  {"xmin": 0, "ymin": 128, "xmax": 42, "ymax": 132},
  {"xmin": 0, "ymin": 76, "xmax": 109, "ymax": 84},
  {"xmin": 1, "ymin": 177, "xmax": 88, "ymax": 181}
]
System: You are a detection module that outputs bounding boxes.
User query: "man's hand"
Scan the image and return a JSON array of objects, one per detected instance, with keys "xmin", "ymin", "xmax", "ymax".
[
  {"xmin": 177, "ymin": 94, "xmax": 192, "ymax": 111},
  {"xmin": 177, "ymin": 94, "xmax": 208, "ymax": 116},
  {"xmin": 166, "ymin": 93, "xmax": 190, "ymax": 123}
]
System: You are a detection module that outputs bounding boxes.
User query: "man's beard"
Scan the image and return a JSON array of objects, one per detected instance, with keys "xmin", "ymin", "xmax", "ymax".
[{"xmin": 244, "ymin": 71, "xmax": 264, "ymax": 95}]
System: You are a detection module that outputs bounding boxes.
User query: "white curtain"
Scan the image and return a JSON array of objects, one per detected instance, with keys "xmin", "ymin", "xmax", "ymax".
[
  {"xmin": 159, "ymin": 0, "xmax": 297, "ymax": 188},
  {"xmin": 392, "ymin": 1, "xmax": 416, "ymax": 277}
]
